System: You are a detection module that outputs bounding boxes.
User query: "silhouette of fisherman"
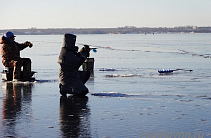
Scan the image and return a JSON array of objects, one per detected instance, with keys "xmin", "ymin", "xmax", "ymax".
[{"xmin": 58, "ymin": 34, "xmax": 90, "ymax": 97}]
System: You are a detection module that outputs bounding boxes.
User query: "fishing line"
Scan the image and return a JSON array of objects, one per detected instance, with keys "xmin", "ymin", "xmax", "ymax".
[{"xmin": 77, "ymin": 43, "xmax": 140, "ymax": 52}]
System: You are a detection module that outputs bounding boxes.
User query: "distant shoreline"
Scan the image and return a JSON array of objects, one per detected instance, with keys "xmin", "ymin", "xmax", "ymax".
[{"xmin": 1, "ymin": 26, "xmax": 211, "ymax": 35}]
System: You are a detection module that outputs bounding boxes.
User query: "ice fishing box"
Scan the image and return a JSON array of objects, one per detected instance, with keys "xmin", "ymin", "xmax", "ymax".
[
  {"xmin": 1, "ymin": 67, "xmax": 36, "ymax": 81},
  {"xmin": 82, "ymin": 58, "xmax": 94, "ymax": 74}
]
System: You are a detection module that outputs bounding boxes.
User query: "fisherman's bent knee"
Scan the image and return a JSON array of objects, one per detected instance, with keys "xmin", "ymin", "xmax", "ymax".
[{"xmin": 81, "ymin": 89, "xmax": 89, "ymax": 96}]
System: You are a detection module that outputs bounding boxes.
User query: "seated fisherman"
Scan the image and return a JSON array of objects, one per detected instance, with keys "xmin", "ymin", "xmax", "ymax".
[
  {"xmin": 58, "ymin": 33, "xmax": 90, "ymax": 97},
  {"xmin": 0, "ymin": 31, "xmax": 33, "ymax": 81}
]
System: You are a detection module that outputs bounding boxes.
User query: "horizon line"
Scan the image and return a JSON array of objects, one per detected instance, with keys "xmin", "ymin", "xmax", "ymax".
[{"xmin": 1, "ymin": 25, "xmax": 211, "ymax": 30}]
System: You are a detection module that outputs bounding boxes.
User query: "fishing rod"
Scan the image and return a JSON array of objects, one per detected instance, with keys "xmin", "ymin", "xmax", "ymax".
[
  {"xmin": 82, "ymin": 44, "xmax": 98, "ymax": 53},
  {"xmin": 158, "ymin": 69, "xmax": 193, "ymax": 73},
  {"xmin": 77, "ymin": 43, "xmax": 112, "ymax": 50}
]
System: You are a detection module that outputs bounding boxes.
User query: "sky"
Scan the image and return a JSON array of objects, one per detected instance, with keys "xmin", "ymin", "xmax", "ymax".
[{"xmin": 1, "ymin": 0, "xmax": 211, "ymax": 29}]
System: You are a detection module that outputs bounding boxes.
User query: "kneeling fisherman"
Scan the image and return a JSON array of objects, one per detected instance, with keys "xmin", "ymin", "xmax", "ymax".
[{"xmin": 58, "ymin": 34, "xmax": 90, "ymax": 97}]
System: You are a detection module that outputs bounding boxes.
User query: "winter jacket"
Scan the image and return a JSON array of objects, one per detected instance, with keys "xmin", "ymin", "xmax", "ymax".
[
  {"xmin": 0, "ymin": 36, "xmax": 29, "ymax": 66},
  {"xmin": 58, "ymin": 34, "xmax": 89, "ymax": 85}
]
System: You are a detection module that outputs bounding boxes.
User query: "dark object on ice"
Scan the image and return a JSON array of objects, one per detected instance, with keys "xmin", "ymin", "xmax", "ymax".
[
  {"xmin": 158, "ymin": 69, "xmax": 175, "ymax": 73},
  {"xmin": 158, "ymin": 69, "xmax": 193, "ymax": 73},
  {"xmin": 1, "ymin": 67, "xmax": 36, "ymax": 81}
]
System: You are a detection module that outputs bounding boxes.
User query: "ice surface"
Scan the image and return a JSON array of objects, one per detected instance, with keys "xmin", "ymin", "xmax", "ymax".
[{"xmin": 0, "ymin": 34, "xmax": 211, "ymax": 138}]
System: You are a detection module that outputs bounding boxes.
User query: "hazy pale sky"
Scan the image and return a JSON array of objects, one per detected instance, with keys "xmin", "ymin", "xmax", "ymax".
[{"xmin": 1, "ymin": 0, "xmax": 211, "ymax": 29}]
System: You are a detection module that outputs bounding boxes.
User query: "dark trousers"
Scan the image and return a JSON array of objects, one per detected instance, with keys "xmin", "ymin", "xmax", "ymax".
[
  {"xmin": 3, "ymin": 58, "xmax": 31, "ymax": 80},
  {"xmin": 79, "ymin": 71, "xmax": 90, "ymax": 84},
  {"xmin": 60, "ymin": 71, "xmax": 90, "ymax": 96}
]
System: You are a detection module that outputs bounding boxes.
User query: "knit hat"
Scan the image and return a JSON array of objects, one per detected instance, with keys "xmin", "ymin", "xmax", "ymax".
[{"xmin": 4, "ymin": 31, "xmax": 16, "ymax": 39}]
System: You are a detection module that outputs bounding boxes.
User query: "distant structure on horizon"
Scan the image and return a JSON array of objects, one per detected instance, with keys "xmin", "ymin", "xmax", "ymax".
[{"xmin": 0, "ymin": 26, "xmax": 211, "ymax": 35}]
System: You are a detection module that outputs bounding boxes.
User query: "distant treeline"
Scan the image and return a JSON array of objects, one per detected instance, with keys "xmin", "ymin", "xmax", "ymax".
[{"xmin": 0, "ymin": 26, "xmax": 211, "ymax": 35}]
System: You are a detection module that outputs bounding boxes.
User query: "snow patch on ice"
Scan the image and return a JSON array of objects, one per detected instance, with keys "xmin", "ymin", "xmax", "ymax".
[
  {"xmin": 33, "ymin": 79, "xmax": 58, "ymax": 83},
  {"xmin": 91, "ymin": 92, "xmax": 129, "ymax": 97},
  {"xmin": 104, "ymin": 74, "xmax": 141, "ymax": 77},
  {"xmin": 99, "ymin": 68, "xmax": 117, "ymax": 71}
]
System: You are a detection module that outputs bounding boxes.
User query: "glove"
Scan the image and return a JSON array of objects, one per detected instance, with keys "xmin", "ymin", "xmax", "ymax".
[
  {"xmin": 28, "ymin": 42, "xmax": 33, "ymax": 48},
  {"xmin": 79, "ymin": 45, "xmax": 90, "ymax": 57},
  {"xmin": 24, "ymin": 41, "xmax": 33, "ymax": 48},
  {"xmin": 84, "ymin": 45, "xmax": 90, "ymax": 51}
]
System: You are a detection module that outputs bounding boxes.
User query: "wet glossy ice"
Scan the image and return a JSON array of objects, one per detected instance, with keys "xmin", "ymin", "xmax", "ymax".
[{"xmin": 0, "ymin": 34, "xmax": 211, "ymax": 138}]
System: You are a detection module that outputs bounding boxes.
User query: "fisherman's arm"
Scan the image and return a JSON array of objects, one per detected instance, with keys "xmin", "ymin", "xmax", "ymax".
[
  {"xmin": 16, "ymin": 41, "xmax": 33, "ymax": 50},
  {"xmin": 75, "ymin": 46, "xmax": 90, "ymax": 69}
]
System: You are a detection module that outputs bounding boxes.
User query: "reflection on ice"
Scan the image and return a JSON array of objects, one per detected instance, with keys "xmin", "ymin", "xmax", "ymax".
[
  {"xmin": 59, "ymin": 96, "xmax": 91, "ymax": 138},
  {"xmin": 1, "ymin": 82, "xmax": 34, "ymax": 138},
  {"xmin": 0, "ymin": 79, "xmax": 58, "ymax": 84}
]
